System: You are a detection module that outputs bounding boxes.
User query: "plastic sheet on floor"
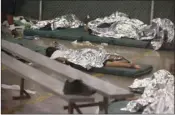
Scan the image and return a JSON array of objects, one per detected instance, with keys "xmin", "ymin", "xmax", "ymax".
[{"xmin": 1, "ymin": 84, "xmax": 36, "ymax": 95}]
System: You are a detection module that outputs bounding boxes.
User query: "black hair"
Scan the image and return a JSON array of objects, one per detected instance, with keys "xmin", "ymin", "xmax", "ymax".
[{"xmin": 45, "ymin": 47, "xmax": 57, "ymax": 57}]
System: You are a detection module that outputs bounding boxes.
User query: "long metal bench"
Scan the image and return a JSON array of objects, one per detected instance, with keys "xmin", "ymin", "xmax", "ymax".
[
  {"xmin": 2, "ymin": 52, "xmax": 95, "ymax": 114},
  {"xmin": 2, "ymin": 39, "xmax": 133, "ymax": 114}
]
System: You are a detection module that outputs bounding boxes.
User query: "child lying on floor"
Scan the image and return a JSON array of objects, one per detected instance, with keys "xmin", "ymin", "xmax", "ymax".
[{"xmin": 45, "ymin": 47, "xmax": 141, "ymax": 70}]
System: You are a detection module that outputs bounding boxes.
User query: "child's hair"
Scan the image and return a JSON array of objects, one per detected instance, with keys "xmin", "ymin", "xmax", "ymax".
[{"xmin": 45, "ymin": 47, "xmax": 57, "ymax": 57}]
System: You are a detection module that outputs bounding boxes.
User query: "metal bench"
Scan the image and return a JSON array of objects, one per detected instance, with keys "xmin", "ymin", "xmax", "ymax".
[
  {"xmin": 2, "ymin": 39, "xmax": 134, "ymax": 114},
  {"xmin": 2, "ymin": 52, "xmax": 95, "ymax": 114}
]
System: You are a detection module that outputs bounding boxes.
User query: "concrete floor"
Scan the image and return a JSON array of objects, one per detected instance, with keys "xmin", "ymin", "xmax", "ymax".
[{"xmin": 1, "ymin": 38, "xmax": 174, "ymax": 114}]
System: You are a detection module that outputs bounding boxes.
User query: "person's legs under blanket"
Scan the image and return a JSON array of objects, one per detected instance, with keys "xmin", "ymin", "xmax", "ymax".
[
  {"xmin": 104, "ymin": 54, "xmax": 141, "ymax": 69},
  {"xmin": 104, "ymin": 61, "xmax": 141, "ymax": 69}
]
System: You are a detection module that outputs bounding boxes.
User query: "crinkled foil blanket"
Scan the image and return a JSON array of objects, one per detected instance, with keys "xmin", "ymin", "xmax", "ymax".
[
  {"xmin": 31, "ymin": 14, "xmax": 83, "ymax": 30},
  {"xmin": 88, "ymin": 11, "xmax": 174, "ymax": 50},
  {"xmin": 54, "ymin": 43, "xmax": 119, "ymax": 69},
  {"xmin": 30, "ymin": 12, "xmax": 174, "ymax": 50},
  {"xmin": 121, "ymin": 70, "xmax": 174, "ymax": 114}
]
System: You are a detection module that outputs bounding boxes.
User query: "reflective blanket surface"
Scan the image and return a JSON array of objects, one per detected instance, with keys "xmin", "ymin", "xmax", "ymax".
[{"xmin": 121, "ymin": 70, "xmax": 174, "ymax": 114}]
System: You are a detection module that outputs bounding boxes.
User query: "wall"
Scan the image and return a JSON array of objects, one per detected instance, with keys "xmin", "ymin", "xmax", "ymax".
[
  {"xmin": 42, "ymin": 1, "xmax": 151, "ymax": 24},
  {"xmin": 154, "ymin": 1, "xmax": 175, "ymax": 23},
  {"xmin": 15, "ymin": 0, "xmax": 174, "ymax": 24},
  {"xmin": 15, "ymin": 0, "xmax": 39, "ymax": 19}
]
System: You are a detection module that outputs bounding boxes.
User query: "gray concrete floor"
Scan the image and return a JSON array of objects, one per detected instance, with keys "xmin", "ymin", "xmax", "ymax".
[{"xmin": 1, "ymin": 37, "xmax": 174, "ymax": 114}]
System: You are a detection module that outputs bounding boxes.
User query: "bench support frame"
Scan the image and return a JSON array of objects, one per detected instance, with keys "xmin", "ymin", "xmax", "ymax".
[
  {"xmin": 64, "ymin": 97, "xmax": 109, "ymax": 114},
  {"xmin": 13, "ymin": 78, "xmax": 31, "ymax": 100},
  {"xmin": 11, "ymin": 78, "xmax": 93, "ymax": 114}
]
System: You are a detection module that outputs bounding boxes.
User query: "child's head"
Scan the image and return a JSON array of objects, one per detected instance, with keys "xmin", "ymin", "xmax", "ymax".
[{"xmin": 45, "ymin": 47, "xmax": 57, "ymax": 57}]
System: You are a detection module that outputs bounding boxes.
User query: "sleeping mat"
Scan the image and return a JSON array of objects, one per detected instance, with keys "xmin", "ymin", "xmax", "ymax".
[{"xmin": 23, "ymin": 28, "xmax": 174, "ymax": 51}]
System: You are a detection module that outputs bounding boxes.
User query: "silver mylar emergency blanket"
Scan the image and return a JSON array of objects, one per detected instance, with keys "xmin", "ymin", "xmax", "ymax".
[
  {"xmin": 51, "ymin": 44, "xmax": 120, "ymax": 69},
  {"xmin": 121, "ymin": 70, "xmax": 174, "ymax": 114},
  {"xmin": 31, "ymin": 20, "xmax": 53, "ymax": 30},
  {"xmin": 88, "ymin": 11, "xmax": 175, "ymax": 50},
  {"xmin": 31, "ymin": 14, "xmax": 83, "ymax": 30}
]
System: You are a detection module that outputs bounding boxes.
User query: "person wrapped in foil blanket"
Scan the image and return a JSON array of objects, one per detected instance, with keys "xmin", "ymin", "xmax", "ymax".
[
  {"xmin": 121, "ymin": 70, "xmax": 174, "ymax": 114},
  {"xmin": 31, "ymin": 14, "xmax": 83, "ymax": 30},
  {"xmin": 87, "ymin": 11, "xmax": 174, "ymax": 50},
  {"xmin": 45, "ymin": 44, "xmax": 141, "ymax": 70}
]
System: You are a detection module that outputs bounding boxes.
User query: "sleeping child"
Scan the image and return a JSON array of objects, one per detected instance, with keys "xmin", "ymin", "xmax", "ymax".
[{"xmin": 45, "ymin": 46, "xmax": 141, "ymax": 71}]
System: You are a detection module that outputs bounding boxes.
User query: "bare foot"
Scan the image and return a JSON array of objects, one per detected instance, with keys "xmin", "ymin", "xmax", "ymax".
[
  {"xmin": 134, "ymin": 64, "xmax": 141, "ymax": 69},
  {"xmin": 131, "ymin": 63, "xmax": 141, "ymax": 69}
]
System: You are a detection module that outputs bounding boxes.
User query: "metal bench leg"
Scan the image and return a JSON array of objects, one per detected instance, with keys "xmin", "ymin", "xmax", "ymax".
[
  {"xmin": 64, "ymin": 102, "xmax": 101, "ymax": 109},
  {"xmin": 68, "ymin": 102, "xmax": 74, "ymax": 114},
  {"xmin": 103, "ymin": 97, "xmax": 109, "ymax": 114},
  {"xmin": 73, "ymin": 103, "xmax": 82, "ymax": 114},
  {"xmin": 13, "ymin": 78, "xmax": 31, "ymax": 100},
  {"xmin": 65, "ymin": 98, "xmax": 109, "ymax": 114},
  {"xmin": 64, "ymin": 102, "xmax": 102, "ymax": 114}
]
